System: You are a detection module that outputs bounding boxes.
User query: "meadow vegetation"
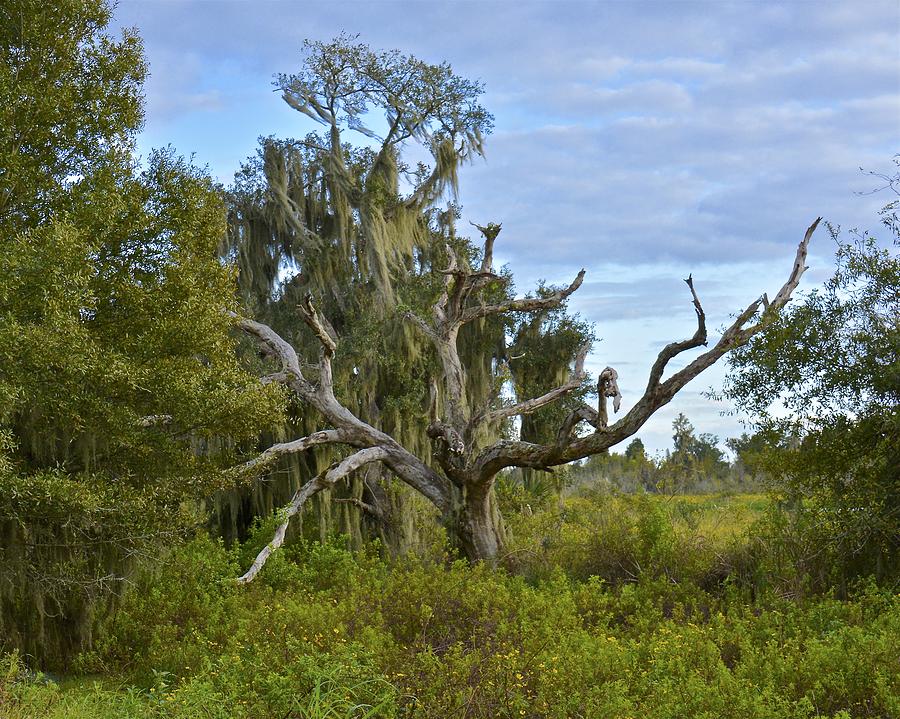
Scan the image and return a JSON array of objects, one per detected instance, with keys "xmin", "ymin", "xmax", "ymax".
[{"xmin": 3, "ymin": 490, "xmax": 898, "ymax": 718}]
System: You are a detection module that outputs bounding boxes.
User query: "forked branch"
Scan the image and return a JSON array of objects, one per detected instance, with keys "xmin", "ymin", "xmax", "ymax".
[
  {"xmin": 458, "ymin": 269, "xmax": 585, "ymax": 326},
  {"xmin": 471, "ymin": 218, "xmax": 821, "ymax": 478},
  {"xmin": 645, "ymin": 274, "xmax": 707, "ymax": 392},
  {"xmin": 619, "ymin": 217, "xmax": 821, "ymax": 432},
  {"xmin": 233, "ymin": 311, "xmax": 454, "ymax": 524},
  {"xmin": 237, "ymin": 447, "xmax": 389, "ymax": 583},
  {"xmin": 481, "ymin": 343, "xmax": 591, "ymax": 425}
]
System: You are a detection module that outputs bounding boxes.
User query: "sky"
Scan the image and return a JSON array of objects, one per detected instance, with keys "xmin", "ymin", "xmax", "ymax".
[{"xmin": 113, "ymin": 0, "xmax": 899, "ymax": 455}]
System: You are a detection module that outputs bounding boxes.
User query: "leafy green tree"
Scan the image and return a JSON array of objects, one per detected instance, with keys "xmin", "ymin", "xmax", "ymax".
[
  {"xmin": 623, "ymin": 438, "xmax": 658, "ymax": 491},
  {"xmin": 0, "ymin": 0, "xmax": 145, "ymax": 230},
  {"xmin": 567, "ymin": 444, "xmax": 659, "ymax": 494},
  {"xmin": 725, "ymin": 432, "xmax": 773, "ymax": 485},
  {"xmin": 0, "ymin": 0, "xmax": 281, "ymax": 665},
  {"xmin": 724, "ymin": 174, "xmax": 900, "ymax": 583},
  {"xmin": 507, "ymin": 300, "xmax": 594, "ymax": 494},
  {"xmin": 218, "ymin": 36, "xmax": 507, "ymax": 552},
  {"xmin": 624, "ymin": 438, "xmax": 647, "ymax": 461}
]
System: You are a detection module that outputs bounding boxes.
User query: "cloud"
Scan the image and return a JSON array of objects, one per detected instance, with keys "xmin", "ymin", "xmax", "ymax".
[
  {"xmin": 152, "ymin": 88, "xmax": 225, "ymax": 117},
  {"xmin": 544, "ymin": 79, "xmax": 694, "ymax": 116},
  {"xmin": 112, "ymin": 0, "xmax": 899, "ymax": 451}
]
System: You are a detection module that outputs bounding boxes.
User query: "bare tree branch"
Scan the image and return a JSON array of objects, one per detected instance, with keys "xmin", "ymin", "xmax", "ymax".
[
  {"xmin": 458, "ymin": 269, "xmax": 585, "ymax": 326},
  {"xmin": 471, "ymin": 219, "xmax": 821, "ymax": 481},
  {"xmin": 595, "ymin": 219, "xmax": 821, "ymax": 450},
  {"xmin": 646, "ymin": 217, "xmax": 821, "ymax": 398},
  {"xmin": 404, "ymin": 237, "xmax": 583, "ymax": 438},
  {"xmin": 481, "ymin": 343, "xmax": 590, "ymax": 424},
  {"xmin": 645, "ymin": 274, "xmax": 707, "ymax": 392},
  {"xmin": 298, "ymin": 293, "xmax": 336, "ymax": 357},
  {"xmin": 237, "ymin": 447, "xmax": 390, "ymax": 583},
  {"xmin": 768, "ymin": 218, "xmax": 819, "ymax": 310},
  {"xmin": 231, "ymin": 312, "xmax": 304, "ymax": 383},
  {"xmin": 234, "ymin": 311, "xmax": 454, "ymax": 513},
  {"xmin": 229, "ymin": 429, "xmax": 360, "ymax": 478}
]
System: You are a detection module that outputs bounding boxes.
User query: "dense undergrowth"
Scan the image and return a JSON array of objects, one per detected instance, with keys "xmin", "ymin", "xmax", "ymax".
[{"xmin": 2, "ymin": 493, "xmax": 898, "ymax": 718}]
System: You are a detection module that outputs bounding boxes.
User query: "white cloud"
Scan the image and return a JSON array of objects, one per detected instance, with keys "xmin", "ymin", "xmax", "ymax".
[{"xmin": 113, "ymin": 0, "xmax": 899, "ymax": 451}]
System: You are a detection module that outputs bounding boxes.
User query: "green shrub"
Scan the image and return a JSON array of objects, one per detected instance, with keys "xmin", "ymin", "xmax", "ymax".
[{"xmin": 7, "ymin": 494, "xmax": 897, "ymax": 718}]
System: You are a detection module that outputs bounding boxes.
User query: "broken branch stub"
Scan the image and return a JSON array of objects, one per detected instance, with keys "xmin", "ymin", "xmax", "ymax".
[
  {"xmin": 597, "ymin": 367, "xmax": 622, "ymax": 428},
  {"xmin": 298, "ymin": 293, "xmax": 337, "ymax": 356}
]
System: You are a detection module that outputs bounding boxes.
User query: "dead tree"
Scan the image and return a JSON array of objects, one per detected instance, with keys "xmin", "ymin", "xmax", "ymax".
[{"xmin": 233, "ymin": 219, "xmax": 821, "ymax": 581}]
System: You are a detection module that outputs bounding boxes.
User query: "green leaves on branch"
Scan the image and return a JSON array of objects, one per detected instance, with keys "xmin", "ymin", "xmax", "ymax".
[
  {"xmin": 724, "ymin": 187, "xmax": 900, "ymax": 583},
  {"xmin": 0, "ymin": 0, "xmax": 146, "ymax": 230},
  {"xmin": 0, "ymin": 0, "xmax": 284, "ymax": 664}
]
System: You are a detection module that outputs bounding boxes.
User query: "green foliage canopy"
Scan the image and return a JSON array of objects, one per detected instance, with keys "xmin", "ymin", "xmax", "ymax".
[
  {"xmin": 0, "ymin": 0, "xmax": 145, "ymax": 230},
  {"xmin": 0, "ymin": 0, "xmax": 282, "ymax": 663},
  {"xmin": 724, "ymin": 181, "xmax": 900, "ymax": 582}
]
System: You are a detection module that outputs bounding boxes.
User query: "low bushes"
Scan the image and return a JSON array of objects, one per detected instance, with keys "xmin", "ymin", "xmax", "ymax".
[{"xmin": 3, "ymin": 493, "xmax": 897, "ymax": 718}]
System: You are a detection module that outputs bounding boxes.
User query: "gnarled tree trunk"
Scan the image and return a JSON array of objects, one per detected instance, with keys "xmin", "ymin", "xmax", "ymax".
[{"xmin": 446, "ymin": 481, "xmax": 507, "ymax": 563}]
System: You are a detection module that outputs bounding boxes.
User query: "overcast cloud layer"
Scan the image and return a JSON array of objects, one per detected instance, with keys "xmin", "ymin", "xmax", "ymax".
[{"xmin": 115, "ymin": 0, "xmax": 900, "ymax": 453}]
